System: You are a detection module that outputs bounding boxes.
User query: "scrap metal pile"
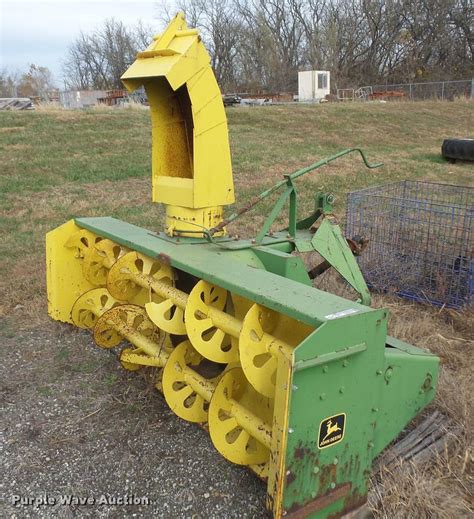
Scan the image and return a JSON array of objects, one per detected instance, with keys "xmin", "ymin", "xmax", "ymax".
[
  {"xmin": 47, "ymin": 14, "xmax": 439, "ymax": 519},
  {"xmin": 0, "ymin": 97, "xmax": 34, "ymax": 110}
]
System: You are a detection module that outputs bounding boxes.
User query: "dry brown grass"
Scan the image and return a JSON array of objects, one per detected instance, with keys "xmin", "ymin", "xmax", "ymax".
[
  {"xmin": 371, "ymin": 449, "xmax": 472, "ymax": 518},
  {"xmin": 0, "ymin": 101, "xmax": 472, "ymax": 517},
  {"xmin": 367, "ymin": 295, "xmax": 473, "ymax": 518},
  {"xmin": 34, "ymin": 101, "xmax": 66, "ymax": 112}
]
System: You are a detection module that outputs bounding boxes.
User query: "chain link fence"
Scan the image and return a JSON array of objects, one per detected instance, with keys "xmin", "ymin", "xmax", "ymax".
[{"xmin": 363, "ymin": 79, "xmax": 473, "ymax": 101}]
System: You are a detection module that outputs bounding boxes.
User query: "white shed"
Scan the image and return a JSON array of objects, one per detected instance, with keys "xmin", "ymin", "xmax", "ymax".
[{"xmin": 298, "ymin": 70, "xmax": 330, "ymax": 102}]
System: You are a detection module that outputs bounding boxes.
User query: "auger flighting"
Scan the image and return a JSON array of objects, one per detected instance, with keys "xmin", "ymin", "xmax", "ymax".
[{"xmin": 46, "ymin": 13, "xmax": 439, "ymax": 518}]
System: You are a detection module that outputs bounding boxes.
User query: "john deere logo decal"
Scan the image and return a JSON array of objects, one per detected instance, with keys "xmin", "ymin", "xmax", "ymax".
[{"xmin": 318, "ymin": 413, "xmax": 346, "ymax": 449}]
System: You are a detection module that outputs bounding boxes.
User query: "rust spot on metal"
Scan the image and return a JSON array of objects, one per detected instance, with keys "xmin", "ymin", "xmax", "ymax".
[
  {"xmin": 286, "ymin": 471, "xmax": 296, "ymax": 486},
  {"xmin": 209, "ymin": 195, "xmax": 262, "ymax": 235},
  {"xmin": 157, "ymin": 252, "xmax": 171, "ymax": 265},
  {"xmin": 327, "ymin": 492, "xmax": 367, "ymax": 519},
  {"xmin": 319, "ymin": 462, "xmax": 337, "ymax": 490},
  {"xmin": 286, "ymin": 483, "xmax": 351, "ymax": 518},
  {"xmin": 293, "ymin": 441, "xmax": 318, "ymax": 464},
  {"xmin": 294, "ymin": 447, "xmax": 305, "ymax": 460}
]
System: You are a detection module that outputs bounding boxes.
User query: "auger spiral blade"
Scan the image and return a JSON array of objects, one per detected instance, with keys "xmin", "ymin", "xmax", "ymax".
[
  {"xmin": 82, "ymin": 238, "xmax": 127, "ymax": 286},
  {"xmin": 240, "ymin": 304, "xmax": 313, "ymax": 398},
  {"xmin": 93, "ymin": 304, "xmax": 171, "ymax": 361},
  {"xmin": 208, "ymin": 367, "xmax": 274, "ymax": 467},
  {"xmin": 65, "ymin": 229, "xmax": 99, "ymax": 259},
  {"xmin": 107, "ymin": 251, "xmax": 174, "ymax": 300},
  {"xmin": 162, "ymin": 340, "xmax": 223, "ymax": 423},
  {"xmin": 185, "ymin": 280, "xmax": 241, "ymax": 363},
  {"xmin": 71, "ymin": 288, "xmax": 120, "ymax": 329},
  {"xmin": 145, "ymin": 298, "xmax": 186, "ymax": 336},
  {"xmin": 107, "ymin": 251, "xmax": 187, "ymax": 334}
]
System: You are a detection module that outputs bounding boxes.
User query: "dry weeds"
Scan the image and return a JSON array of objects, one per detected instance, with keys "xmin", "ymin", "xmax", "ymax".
[
  {"xmin": 1, "ymin": 101, "xmax": 472, "ymax": 517},
  {"xmin": 368, "ymin": 295, "xmax": 473, "ymax": 518},
  {"xmin": 34, "ymin": 101, "xmax": 67, "ymax": 112}
]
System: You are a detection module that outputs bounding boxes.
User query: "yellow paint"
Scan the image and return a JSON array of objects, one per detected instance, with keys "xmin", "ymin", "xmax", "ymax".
[
  {"xmin": 82, "ymin": 238, "xmax": 127, "ymax": 286},
  {"xmin": 162, "ymin": 340, "xmax": 217, "ymax": 423},
  {"xmin": 107, "ymin": 251, "xmax": 186, "ymax": 334},
  {"xmin": 119, "ymin": 347, "xmax": 143, "ymax": 371},
  {"xmin": 93, "ymin": 304, "xmax": 171, "ymax": 359},
  {"xmin": 165, "ymin": 204, "xmax": 224, "ymax": 236},
  {"xmin": 46, "ymin": 220, "xmax": 95, "ymax": 323},
  {"xmin": 240, "ymin": 304, "xmax": 313, "ymax": 398},
  {"xmin": 120, "ymin": 350, "xmax": 168, "ymax": 367},
  {"xmin": 121, "ymin": 12, "xmax": 234, "ymax": 236},
  {"xmin": 208, "ymin": 368, "xmax": 274, "ymax": 467},
  {"xmin": 184, "ymin": 280, "xmax": 240, "ymax": 363},
  {"xmin": 71, "ymin": 288, "xmax": 120, "ymax": 328},
  {"xmin": 267, "ymin": 354, "xmax": 293, "ymax": 517}
]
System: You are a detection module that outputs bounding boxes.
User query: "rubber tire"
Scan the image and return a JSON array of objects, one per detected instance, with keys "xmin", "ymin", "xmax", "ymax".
[{"xmin": 441, "ymin": 138, "xmax": 474, "ymax": 162}]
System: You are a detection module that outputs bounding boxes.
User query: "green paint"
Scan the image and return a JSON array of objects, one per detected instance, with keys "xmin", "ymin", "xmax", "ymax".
[
  {"xmin": 74, "ymin": 200, "xmax": 438, "ymax": 519},
  {"xmin": 76, "ymin": 216, "xmax": 372, "ymax": 327},
  {"xmin": 310, "ymin": 219, "xmax": 371, "ymax": 305},
  {"xmin": 283, "ymin": 314, "xmax": 439, "ymax": 517}
]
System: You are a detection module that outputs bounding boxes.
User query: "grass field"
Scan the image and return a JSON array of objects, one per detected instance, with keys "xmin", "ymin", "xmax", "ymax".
[{"xmin": 1, "ymin": 100, "xmax": 472, "ymax": 517}]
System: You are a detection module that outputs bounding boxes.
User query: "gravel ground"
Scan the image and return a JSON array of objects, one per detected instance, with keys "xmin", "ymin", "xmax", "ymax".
[{"xmin": 1, "ymin": 317, "xmax": 268, "ymax": 518}]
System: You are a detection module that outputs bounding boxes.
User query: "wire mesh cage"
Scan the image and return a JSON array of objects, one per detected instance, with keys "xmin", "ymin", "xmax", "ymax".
[{"xmin": 346, "ymin": 181, "xmax": 473, "ymax": 308}]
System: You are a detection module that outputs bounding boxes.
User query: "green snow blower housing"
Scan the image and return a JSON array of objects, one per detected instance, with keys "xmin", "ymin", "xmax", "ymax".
[{"xmin": 46, "ymin": 13, "xmax": 439, "ymax": 519}]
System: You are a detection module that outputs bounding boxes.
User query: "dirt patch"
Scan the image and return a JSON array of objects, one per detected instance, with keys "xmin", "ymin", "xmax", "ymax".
[
  {"xmin": 5, "ymin": 143, "xmax": 31, "ymax": 151},
  {"xmin": 1, "ymin": 101, "xmax": 473, "ymax": 517},
  {"xmin": 1, "ymin": 320, "xmax": 268, "ymax": 518},
  {"xmin": 0, "ymin": 126, "xmax": 26, "ymax": 133}
]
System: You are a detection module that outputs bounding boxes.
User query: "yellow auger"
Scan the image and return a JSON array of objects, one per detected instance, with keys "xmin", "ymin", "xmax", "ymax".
[
  {"xmin": 46, "ymin": 13, "xmax": 439, "ymax": 518},
  {"xmin": 162, "ymin": 340, "xmax": 220, "ymax": 423}
]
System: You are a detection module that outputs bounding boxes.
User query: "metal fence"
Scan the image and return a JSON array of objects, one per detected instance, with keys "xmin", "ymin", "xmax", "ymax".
[
  {"xmin": 346, "ymin": 181, "xmax": 473, "ymax": 308},
  {"xmin": 363, "ymin": 79, "xmax": 473, "ymax": 101}
]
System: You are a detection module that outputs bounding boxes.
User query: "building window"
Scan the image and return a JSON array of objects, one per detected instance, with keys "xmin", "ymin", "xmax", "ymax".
[{"xmin": 318, "ymin": 73, "xmax": 328, "ymax": 90}]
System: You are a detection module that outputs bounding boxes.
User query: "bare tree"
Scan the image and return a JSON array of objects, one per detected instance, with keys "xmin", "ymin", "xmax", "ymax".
[
  {"xmin": 62, "ymin": 2, "xmax": 473, "ymax": 92},
  {"xmin": 63, "ymin": 19, "xmax": 154, "ymax": 90},
  {"xmin": 157, "ymin": 0, "xmax": 243, "ymax": 90},
  {"xmin": 0, "ymin": 68, "xmax": 21, "ymax": 97}
]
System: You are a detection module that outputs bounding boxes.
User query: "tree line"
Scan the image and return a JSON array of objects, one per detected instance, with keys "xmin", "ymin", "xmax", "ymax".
[
  {"xmin": 0, "ymin": 64, "xmax": 56, "ymax": 98},
  {"xmin": 64, "ymin": 0, "xmax": 473, "ymax": 93},
  {"xmin": 2, "ymin": 0, "xmax": 472, "ymax": 98},
  {"xmin": 162, "ymin": 0, "xmax": 473, "ymax": 92}
]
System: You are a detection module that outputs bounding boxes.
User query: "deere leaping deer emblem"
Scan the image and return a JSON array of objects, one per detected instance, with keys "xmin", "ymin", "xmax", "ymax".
[{"xmin": 318, "ymin": 414, "xmax": 346, "ymax": 449}]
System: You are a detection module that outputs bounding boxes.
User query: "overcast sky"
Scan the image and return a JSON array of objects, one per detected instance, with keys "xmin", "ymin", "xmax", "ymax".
[{"xmin": 0, "ymin": 0, "xmax": 161, "ymax": 85}]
